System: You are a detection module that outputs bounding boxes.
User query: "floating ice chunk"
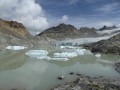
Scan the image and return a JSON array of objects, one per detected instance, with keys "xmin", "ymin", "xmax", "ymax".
[
  {"xmin": 26, "ymin": 50, "xmax": 69, "ymax": 61},
  {"xmin": 54, "ymin": 52, "xmax": 78, "ymax": 58},
  {"xmin": 26, "ymin": 50, "xmax": 48, "ymax": 57},
  {"xmin": 48, "ymin": 57, "xmax": 69, "ymax": 61},
  {"xmin": 36, "ymin": 56, "xmax": 51, "ymax": 60},
  {"xmin": 75, "ymin": 49, "xmax": 86, "ymax": 55},
  {"xmin": 60, "ymin": 46, "xmax": 81, "ymax": 49},
  {"xmin": 37, "ymin": 57, "xmax": 69, "ymax": 61},
  {"xmin": 95, "ymin": 53, "xmax": 101, "ymax": 58},
  {"xmin": 6, "ymin": 46, "xmax": 27, "ymax": 50},
  {"xmin": 60, "ymin": 46, "xmax": 66, "ymax": 49}
]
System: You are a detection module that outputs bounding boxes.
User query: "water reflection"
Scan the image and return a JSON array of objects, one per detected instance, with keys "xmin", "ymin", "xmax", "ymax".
[
  {"xmin": 0, "ymin": 50, "xmax": 27, "ymax": 72},
  {"xmin": 47, "ymin": 55, "xmax": 97, "ymax": 67}
]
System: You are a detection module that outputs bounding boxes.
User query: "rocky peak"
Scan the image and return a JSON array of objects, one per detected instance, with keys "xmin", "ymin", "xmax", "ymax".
[
  {"xmin": 38, "ymin": 23, "xmax": 77, "ymax": 35},
  {"xmin": 79, "ymin": 27, "xmax": 96, "ymax": 31},
  {"xmin": 55, "ymin": 23, "xmax": 77, "ymax": 33},
  {"xmin": 78, "ymin": 27, "xmax": 97, "ymax": 35},
  {"xmin": 58, "ymin": 23, "xmax": 77, "ymax": 29},
  {"xmin": 7, "ymin": 21, "xmax": 25, "ymax": 28},
  {"xmin": 99, "ymin": 25, "xmax": 117, "ymax": 31}
]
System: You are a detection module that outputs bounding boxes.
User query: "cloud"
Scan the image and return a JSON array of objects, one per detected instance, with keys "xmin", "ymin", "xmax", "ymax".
[
  {"xmin": 96, "ymin": 3, "xmax": 119, "ymax": 13},
  {"xmin": 61, "ymin": 15, "xmax": 69, "ymax": 22},
  {"xmin": 58, "ymin": 15, "xmax": 69, "ymax": 23},
  {"xmin": 0, "ymin": 0, "xmax": 49, "ymax": 34}
]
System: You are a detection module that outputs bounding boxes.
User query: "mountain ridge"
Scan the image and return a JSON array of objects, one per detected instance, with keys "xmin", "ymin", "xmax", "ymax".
[{"xmin": 37, "ymin": 23, "xmax": 98, "ymax": 39}]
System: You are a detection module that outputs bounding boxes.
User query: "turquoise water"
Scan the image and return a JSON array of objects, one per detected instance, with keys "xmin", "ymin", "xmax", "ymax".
[{"xmin": 0, "ymin": 46, "xmax": 120, "ymax": 90}]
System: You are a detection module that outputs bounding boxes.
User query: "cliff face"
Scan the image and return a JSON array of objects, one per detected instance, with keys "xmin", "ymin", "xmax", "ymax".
[
  {"xmin": 0, "ymin": 19, "xmax": 32, "ymax": 47},
  {"xmin": 37, "ymin": 23, "xmax": 98, "ymax": 39},
  {"xmin": 85, "ymin": 33, "xmax": 120, "ymax": 55}
]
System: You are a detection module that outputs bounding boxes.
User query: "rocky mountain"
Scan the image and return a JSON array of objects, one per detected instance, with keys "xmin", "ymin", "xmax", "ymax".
[
  {"xmin": 0, "ymin": 18, "xmax": 33, "ymax": 48},
  {"xmin": 99, "ymin": 25, "xmax": 117, "ymax": 31},
  {"xmin": 78, "ymin": 27, "xmax": 97, "ymax": 37},
  {"xmin": 84, "ymin": 33, "xmax": 120, "ymax": 55},
  {"xmin": 0, "ymin": 18, "xmax": 56, "ymax": 49},
  {"xmin": 37, "ymin": 23, "xmax": 98, "ymax": 39},
  {"xmin": 37, "ymin": 23, "xmax": 78, "ymax": 39}
]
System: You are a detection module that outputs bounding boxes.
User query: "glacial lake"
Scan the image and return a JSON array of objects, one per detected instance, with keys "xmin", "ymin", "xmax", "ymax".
[{"xmin": 0, "ymin": 45, "xmax": 120, "ymax": 90}]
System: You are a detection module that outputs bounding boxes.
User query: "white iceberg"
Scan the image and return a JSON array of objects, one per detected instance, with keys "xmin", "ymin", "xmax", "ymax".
[
  {"xmin": 47, "ymin": 57, "xmax": 69, "ymax": 61},
  {"xmin": 37, "ymin": 56, "xmax": 69, "ymax": 61},
  {"xmin": 26, "ymin": 50, "xmax": 69, "ymax": 61},
  {"xmin": 6, "ymin": 46, "xmax": 27, "ymax": 50},
  {"xmin": 26, "ymin": 50, "xmax": 48, "ymax": 57},
  {"xmin": 95, "ymin": 53, "xmax": 101, "ymax": 58},
  {"xmin": 54, "ymin": 52, "xmax": 78, "ymax": 58},
  {"xmin": 75, "ymin": 49, "xmax": 86, "ymax": 55},
  {"xmin": 60, "ymin": 46, "xmax": 81, "ymax": 49}
]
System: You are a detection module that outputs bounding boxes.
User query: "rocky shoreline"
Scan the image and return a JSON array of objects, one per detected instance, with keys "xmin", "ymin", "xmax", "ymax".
[
  {"xmin": 52, "ymin": 73, "xmax": 120, "ymax": 90},
  {"xmin": 83, "ymin": 33, "xmax": 120, "ymax": 55},
  {"xmin": 115, "ymin": 62, "xmax": 120, "ymax": 73}
]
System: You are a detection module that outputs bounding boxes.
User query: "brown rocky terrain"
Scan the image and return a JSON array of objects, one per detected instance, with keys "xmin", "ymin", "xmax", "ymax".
[
  {"xmin": 0, "ymin": 19, "xmax": 33, "ymax": 48},
  {"xmin": 0, "ymin": 19, "xmax": 31, "ymax": 39}
]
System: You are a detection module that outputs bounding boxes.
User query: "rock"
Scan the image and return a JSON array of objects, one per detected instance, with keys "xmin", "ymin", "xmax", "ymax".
[
  {"xmin": 58, "ymin": 75, "xmax": 64, "ymax": 80},
  {"xmin": 115, "ymin": 62, "xmax": 120, "ymax": 73},
  {"xmin": 76, "ymin": 73, "xmax": 81, "ymax": 76},
  {"xmin": 69, "ymin": 72, "xmax": 74, "ymax": 75}
]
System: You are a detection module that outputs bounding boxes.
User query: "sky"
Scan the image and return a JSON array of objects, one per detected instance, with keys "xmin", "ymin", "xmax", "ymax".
[{"xmin": 0, "ymin": 0, "xmax": 120, "ymax": 35}]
